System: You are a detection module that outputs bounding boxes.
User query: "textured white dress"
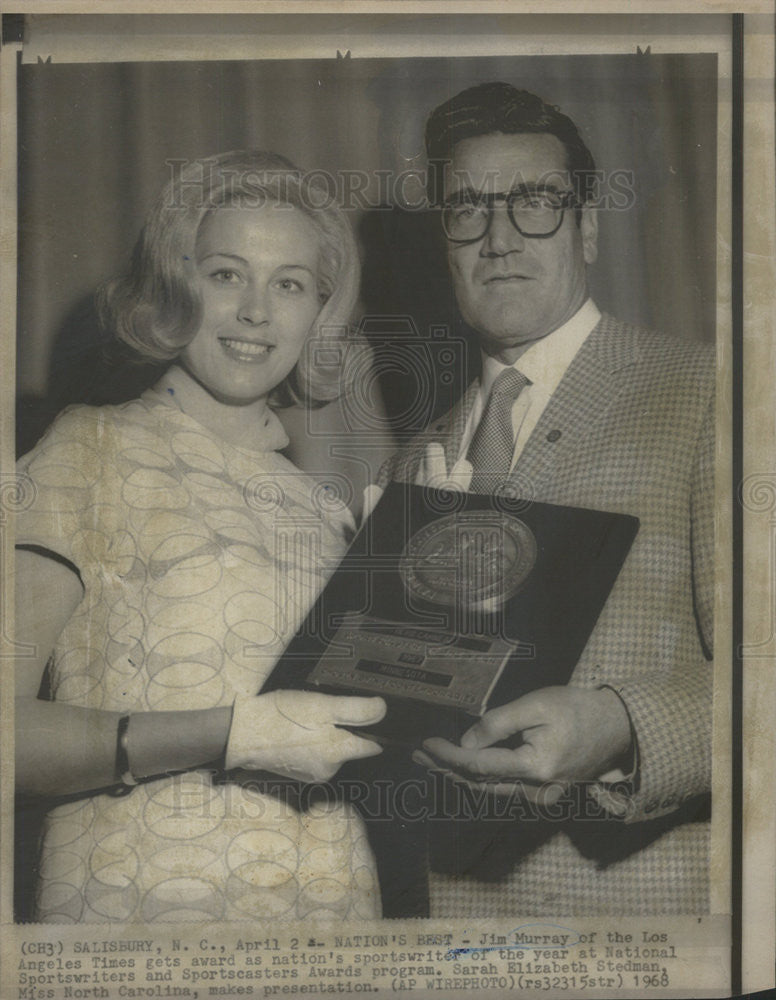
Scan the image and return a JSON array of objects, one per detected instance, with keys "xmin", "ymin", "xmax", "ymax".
[{"xmin": 17, "ymin": 391, "xmax": 380, "ymax": 923}]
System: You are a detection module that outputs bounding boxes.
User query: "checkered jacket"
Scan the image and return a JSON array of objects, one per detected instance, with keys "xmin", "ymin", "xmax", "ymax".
[{"xmin": 379, "ymin": 313, "xmax": 715, "ymax": 914}]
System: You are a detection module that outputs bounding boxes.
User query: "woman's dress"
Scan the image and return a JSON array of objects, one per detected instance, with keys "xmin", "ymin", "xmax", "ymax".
[{"xmin": 16, "ymin": 391, "xmax": 380, "ymax": 923}]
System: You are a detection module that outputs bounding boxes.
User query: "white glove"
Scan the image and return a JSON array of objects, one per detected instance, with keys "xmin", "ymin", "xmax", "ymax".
[
  {"xmin": 361, "ymin": 444, "xmax": 473, "ymax": 521},
  {"xmin": 362, "ymin": 483, "xmax": 385, "ymax": 520},
  {"xmin": 415, "ymin": 442, "xmax": 473, "ymax": 492},
  {"xmin": 225, "ymin": 690, "xmax": 386, "ymax": 782}
]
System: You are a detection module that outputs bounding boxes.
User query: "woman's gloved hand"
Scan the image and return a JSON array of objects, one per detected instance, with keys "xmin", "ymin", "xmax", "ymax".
[
  {"xmin": 225, "ymin": 690, "xmax": 386, "ymax": 782},
  {"xmin": 362, "ymin": 443, "xmax": 473, "ymax": 520}
]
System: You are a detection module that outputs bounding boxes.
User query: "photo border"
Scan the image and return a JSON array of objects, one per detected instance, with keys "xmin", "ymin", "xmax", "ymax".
[{"xmin": 0, "ymin": 5, "xmax": 772, "ymax": 998}]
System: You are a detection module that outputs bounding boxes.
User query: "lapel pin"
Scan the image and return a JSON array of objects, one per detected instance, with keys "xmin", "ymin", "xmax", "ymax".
[{"xmin": 547, "ymin": 429, "xmax": 562, "ymax": 442}]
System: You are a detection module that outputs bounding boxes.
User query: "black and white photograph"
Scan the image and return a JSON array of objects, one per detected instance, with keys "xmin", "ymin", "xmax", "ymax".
[{"xmin": 1, "ymin": 6, "xmax": 773, "ymax": 999}]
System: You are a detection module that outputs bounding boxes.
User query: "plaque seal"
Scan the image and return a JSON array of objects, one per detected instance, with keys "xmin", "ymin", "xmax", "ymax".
[{"xmin": 399, "ymin": 511, "xmax": 537, "ymax": 610}]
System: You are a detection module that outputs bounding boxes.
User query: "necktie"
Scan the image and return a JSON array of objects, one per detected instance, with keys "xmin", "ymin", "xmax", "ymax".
[{"xmin": 467, "ymin": 367, "xmax": 530, "ymax": 493}]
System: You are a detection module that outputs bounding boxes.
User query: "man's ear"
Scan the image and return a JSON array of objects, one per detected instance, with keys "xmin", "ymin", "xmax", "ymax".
[{"xmin": 580, "ymin": 205, "xmax": 598, "ymax": 265}]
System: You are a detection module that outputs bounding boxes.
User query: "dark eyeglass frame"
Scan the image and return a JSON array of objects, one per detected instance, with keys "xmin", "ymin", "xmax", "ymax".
[{"xmin": 441, "ymin": 186, "xmax": 579, "ymax": 245}]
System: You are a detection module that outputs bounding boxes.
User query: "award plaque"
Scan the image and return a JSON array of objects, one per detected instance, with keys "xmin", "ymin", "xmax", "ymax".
[{"xmin": 263, "ymin": 482, "xmax": 639, "ymax": 746}]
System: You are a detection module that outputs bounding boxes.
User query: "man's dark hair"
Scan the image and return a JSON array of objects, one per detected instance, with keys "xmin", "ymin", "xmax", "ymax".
[{"xmin": 425, "ymin": 81, "xmax": 597, "ymax": 208}]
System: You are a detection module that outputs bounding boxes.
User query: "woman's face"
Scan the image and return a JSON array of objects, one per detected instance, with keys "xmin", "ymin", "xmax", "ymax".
[{"xmin": 181, "ymin": 202, "xmax": 323, "ymax": 406}]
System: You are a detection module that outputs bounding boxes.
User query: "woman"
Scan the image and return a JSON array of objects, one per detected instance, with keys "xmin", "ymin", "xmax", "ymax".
[{"xmin": 15, "ymin": 150, "xmax": 387, "ymax": 923}]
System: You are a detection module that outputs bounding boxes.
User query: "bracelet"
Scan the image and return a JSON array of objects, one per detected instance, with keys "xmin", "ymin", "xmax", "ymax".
[{"xmin": 115, "ymin": 714, "xmax": 138, "ymax": 787}]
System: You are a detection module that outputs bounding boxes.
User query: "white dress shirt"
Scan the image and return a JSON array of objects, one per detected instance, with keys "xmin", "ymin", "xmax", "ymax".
[{"xmin": 457, "ymin": 299, "xmax": 602, "ymax": 469}]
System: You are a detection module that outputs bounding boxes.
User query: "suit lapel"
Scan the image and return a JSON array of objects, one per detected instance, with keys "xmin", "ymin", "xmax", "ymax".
[
  {"xmin": 441, "ymin": 380, "xmax": 480, "ymax": 471},
  {"xmin": 510, "ymin": 315, "xmax": 642, "ymax": 496},
  {"xmin": 391, "ymin": 380, "xmax": 480, "ymax": 483},
  {"xmin": 389, "ymin": 315, "xmax": 641, "ymax": 492}
]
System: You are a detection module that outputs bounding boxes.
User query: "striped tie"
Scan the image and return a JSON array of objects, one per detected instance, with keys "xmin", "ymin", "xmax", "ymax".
[{"xmin": 467, "ymin": 367, "xmax": 530, "ymax": 494}]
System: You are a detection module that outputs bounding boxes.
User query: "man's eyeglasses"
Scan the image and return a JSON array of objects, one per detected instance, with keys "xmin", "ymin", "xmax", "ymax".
[{"xmin": 441, "ymin": 187, "xmax": 578, "ymax": 244}]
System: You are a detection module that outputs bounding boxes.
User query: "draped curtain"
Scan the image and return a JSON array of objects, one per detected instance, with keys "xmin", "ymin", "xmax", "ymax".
[{"xmin": 17, "ymin": 53, "xmax": 717, "ymax": 452}]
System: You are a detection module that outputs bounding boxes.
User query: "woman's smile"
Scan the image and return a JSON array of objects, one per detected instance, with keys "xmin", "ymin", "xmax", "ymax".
[{"xmin": 218, "ymin": 336, "xmax": 275, "ymax": 362}]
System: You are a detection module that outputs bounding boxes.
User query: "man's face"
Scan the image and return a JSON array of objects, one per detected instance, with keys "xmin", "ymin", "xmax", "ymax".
[{"xmin": 444, "ymin": 132, "xmax": 598, "ymax": 363}]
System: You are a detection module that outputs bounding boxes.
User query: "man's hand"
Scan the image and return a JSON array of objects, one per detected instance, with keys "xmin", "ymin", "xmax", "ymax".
[{"xmin": 414, "ymin": 686, "xmax": 632, "ymax": 798}]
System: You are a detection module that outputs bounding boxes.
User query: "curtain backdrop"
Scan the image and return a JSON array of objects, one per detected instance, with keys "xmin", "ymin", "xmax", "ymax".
[{"xmin": 16, "ymin": 53, "xmax": 717, "ymax": 453}]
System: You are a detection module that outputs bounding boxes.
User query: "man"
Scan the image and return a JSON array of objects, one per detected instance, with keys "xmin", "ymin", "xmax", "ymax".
[{"xmin": 381, "ymin": 82, "xmax": 714, "ymax": 915}]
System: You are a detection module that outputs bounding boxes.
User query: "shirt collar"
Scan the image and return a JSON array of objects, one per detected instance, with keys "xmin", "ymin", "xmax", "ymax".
[{"xmin": 480, "ymin": 298, "xmax": 601, "ymax": 397}]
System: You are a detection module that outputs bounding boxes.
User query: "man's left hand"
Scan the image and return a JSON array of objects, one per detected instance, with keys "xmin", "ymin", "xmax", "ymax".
[{"xmin": 414, "ymin": 685, "xmax": 632, "ymax": 798}]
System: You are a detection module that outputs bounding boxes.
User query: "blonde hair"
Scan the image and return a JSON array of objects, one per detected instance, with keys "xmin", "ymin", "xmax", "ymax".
[{"xmin": 98, "ymin": 149, "xmax": 362, "ymax": 406}]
